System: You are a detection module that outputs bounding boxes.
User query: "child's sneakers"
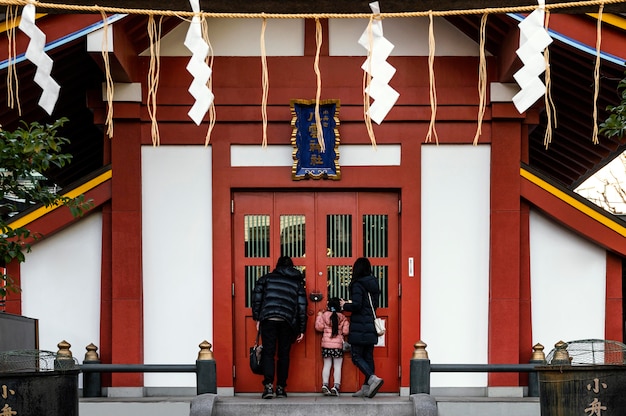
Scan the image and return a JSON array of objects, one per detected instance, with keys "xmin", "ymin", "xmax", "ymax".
[
  {"xmin": 321, "ymin": 384, "xmax": 331, "ymax": 396},
  {"xmin": 330, "ymin": 384, "xmax": 340, "ymax": 396}
]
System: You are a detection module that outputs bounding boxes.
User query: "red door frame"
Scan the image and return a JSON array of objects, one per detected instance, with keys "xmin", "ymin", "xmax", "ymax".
[{"xmin": 232, "ymin": 191, "xmax": 399, "ymax": 393}]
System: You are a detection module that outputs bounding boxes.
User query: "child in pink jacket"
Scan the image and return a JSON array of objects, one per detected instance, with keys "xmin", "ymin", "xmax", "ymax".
[{"xmin": 315, "ymin": 297, "xmax": 350, "ymax": 396}]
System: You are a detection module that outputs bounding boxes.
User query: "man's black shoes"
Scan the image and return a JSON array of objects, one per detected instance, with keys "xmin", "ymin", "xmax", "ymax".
[
  {"xmin": 275, "ymin": 385, "xmax": 287, "ymax": 398},
  {"xmin": 262, "ymin": 383, "xmax": 274, "ymax": 399}
]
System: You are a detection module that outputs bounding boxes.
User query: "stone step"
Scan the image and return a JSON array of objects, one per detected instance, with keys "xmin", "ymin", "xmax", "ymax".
[
  {"xmin": 79, "ymin": 394, "xmax": 540, "ymax": 416},
  {"xmin": 210, "ymin": 394, "xmax": 416, "ymax": 416}
]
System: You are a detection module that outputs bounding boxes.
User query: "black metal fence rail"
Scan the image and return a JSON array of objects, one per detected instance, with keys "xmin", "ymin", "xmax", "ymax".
[
  {"xmin": 79, "ymin": 362, "xmax": 216, "ymax": 397},
  {"xmin": 74, "ymin": 340, "xmax": 217, "ymax": 397},
  {"xmin": 409, "ymin": 340, "xmax": 547, "ymax": 397},
  {"xmin": 71, "ymin": 340, "xmax": 546, "ymax": 398},
  {"xmin": 411, "ymin": 362, "xmax": 542, "ymax": 397}
]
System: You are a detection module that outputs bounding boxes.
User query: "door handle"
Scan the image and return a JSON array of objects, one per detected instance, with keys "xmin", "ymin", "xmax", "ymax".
[{"xmin": 309, "ymin": 292, "xmax": 324, "ymax": 302}]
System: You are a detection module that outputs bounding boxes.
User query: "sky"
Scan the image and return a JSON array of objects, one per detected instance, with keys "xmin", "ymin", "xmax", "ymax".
[{"xmin": 575, "ymin": 152, "xmax": 626, "ymax": 215}]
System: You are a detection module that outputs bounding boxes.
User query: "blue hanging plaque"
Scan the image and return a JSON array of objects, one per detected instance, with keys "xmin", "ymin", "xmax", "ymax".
[{"xmin": 290, "ymin": 99, "xmax": 341, "ymax": 180}]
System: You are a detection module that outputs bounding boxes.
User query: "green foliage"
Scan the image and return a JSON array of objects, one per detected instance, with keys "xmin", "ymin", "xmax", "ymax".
[
  {"xmin": 599, "ymin": 73, "xmax": 626, "ymax": 139},
  {"xmin": 0, "ymin": 118, "xmax": 93, "ymax": 298}
]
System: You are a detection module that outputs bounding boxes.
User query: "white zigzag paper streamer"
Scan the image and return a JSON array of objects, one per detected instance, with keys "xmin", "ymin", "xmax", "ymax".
[
  {"xmin": 512, "ymin": 0, "xmax": 552, "ymax": 113},
  {"xmin": 358, "ymin": 1, "xmax": 399, "ymax": 125},
  {"xmin": 184, "ymin": 0, "xmax": 214, "ymax": 125},
  {"xmin": 18, "ymin": 3, "xmax": 60, "ymax": 115}
]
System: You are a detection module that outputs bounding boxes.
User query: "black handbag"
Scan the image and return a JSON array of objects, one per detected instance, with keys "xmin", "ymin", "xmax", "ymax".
[{"xmin": 249, "ymin": 329, "xmax": 264, "ymax": 375}]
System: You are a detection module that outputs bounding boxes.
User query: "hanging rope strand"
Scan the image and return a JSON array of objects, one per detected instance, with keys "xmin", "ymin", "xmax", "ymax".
[
  {"xmin": 543, "ymin": 9, "xmax": 557, "ymax": 149},
  {"xmin": 473, "ymin": 13, "xmax": 488, "ymax": 146},
  {"xmin": 425, "ymin": 11, "xmax": 439, "ymax": 144},
  {"xmin": 100, "ymin": 10, "xmax": 114, "ymax": 138},
  {"xmin": 202, "ymin": 17, "xmax": 216, "ymax": 146},
  {"xmin": 147, "ymin": 14, "xmax": 162, "ymax": 145},
  {"xmin": 362, "ymin": 16, "xmax": 376, "ymax": 148},
  {"xmin": 591, "ymin": 3, "xmax": 604, "ymax": 145},
  {"xmin": 260, "ymin": 16, "xmax": 269, "ymax": 147},
  {"xmin": 314, "ymin": 18, "xmax": 325, "ymax": 152},
  {"xmin": 6, "ymin": 5, "xmax": 21, "ymax": 116}
]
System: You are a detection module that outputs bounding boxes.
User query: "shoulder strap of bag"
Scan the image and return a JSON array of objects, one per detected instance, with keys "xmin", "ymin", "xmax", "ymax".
[{"xmin": 367, "ymin": 292, "xmax": 377, "ymax": 319}]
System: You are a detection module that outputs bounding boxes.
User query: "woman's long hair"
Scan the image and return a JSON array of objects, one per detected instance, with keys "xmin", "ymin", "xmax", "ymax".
[
  {"xmin": 351, "ymin": 257, "xmax": 372, "ymax": 281},
  {"xmin": 328, "ymin": 297, "xmax": 341, "ymax": 337}
]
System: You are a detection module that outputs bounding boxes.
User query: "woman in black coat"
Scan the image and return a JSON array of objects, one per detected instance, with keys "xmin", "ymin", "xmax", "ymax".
[{"xmin": 340, "ymin": 257, "xmax": 384, "ymax": 398}]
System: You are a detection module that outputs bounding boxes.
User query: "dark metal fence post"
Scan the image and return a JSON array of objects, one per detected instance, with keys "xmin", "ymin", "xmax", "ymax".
[
  {"xmin": 83, "ymin": 343, "xmax": 102, "ymax": 398},
  {"xmin": 410, "ymin": 340, "xmax": 431, "ymax": 394},
  {"xmin": 196, "ymin": 340, "xmax": 216, "ymax": 395}
]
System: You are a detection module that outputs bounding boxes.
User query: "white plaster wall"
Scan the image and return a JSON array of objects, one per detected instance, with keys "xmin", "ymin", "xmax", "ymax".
[
  {"xmin": 145, "ymin": 18, "xmax": 305, "ymax": 56},
  {"xmin": 329, "ymin": 16, "xmax": 481, "ymax": 56},
  {"xmin": 21, "ymin": 212, "xmax": 103, "ymax": 366},
  {"xmin": 142, "ymin": 145, "xmax": 213, "ymax": 387},
  {"xmin": 151, "ymin": 16, "xmax": 478, "ymax": 57},
  {"xmin": 421, "ymin": 144, "xmax": 491, "ymax": 387},
  {"xmin": 230, "ymin": 144, "xmax": 401, "ymax": 167},
  {"xmin": 530, "ymin": 210, "xmax": 606, "ymax": 353}
]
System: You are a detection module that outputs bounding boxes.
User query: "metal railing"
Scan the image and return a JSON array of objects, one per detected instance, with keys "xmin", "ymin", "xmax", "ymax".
[
  {"xmin": 409, "ymin": 340, "xmax": 546, "ymax": 397},
  {"xmin": 56, "ymin": 340, "xmax": 216, "ymax": 397},
  {"xmin": 60, "ymin": 338, "xmax": 547, "ymax": 398}
]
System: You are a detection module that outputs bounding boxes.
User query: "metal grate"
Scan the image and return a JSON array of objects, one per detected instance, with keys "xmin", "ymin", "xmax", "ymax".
[
  {"xmin": 546, "ymin": 339, "xmax": 626, "ymax": 365},
  {"xmin": 0, "ymin": 350, "xmax": 78, "ymax": 373}
]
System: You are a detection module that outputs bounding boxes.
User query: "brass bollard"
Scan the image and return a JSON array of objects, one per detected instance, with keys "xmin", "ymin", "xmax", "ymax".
[
  {"xmin": 83, "ymin": 343, "xmax": 102, "ymax": 398},
  {"xmin": 410, "ymin": 340, "xmax": 431, "ymax": 395},
  {"xmin": 528, "ymin": 343, "xmax": 546, "ymax": 397},
  {"xmin": 196, "ymin": 340, "xmax": 216, "ymax": 395}
]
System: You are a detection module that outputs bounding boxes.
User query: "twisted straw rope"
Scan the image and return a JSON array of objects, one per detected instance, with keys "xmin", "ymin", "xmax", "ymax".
[
  {"xmin": 425, "ymin": 11, "xmax": 439, "ymax": 144},
  {"xmin": 260, "ymin": 17, "xmax": 268, "ymax": 147},
  {"xmin": 0, "ymin": 0, "xmax": 623, "ymax": 18},
  {"xmin": 543, "ymin": 9, "xmax": 557, "ymax": 149},
  {"xmin": 100, "ymin": 10, "xmax": 114, "ymax": 138},
  {"xmin": 5, "ymin": 5, "xmax": 21, "ymax": 116},
  {"xmin": 591, "ymin": 3, "xmax": 604, "ymax": 144},
  {"xmin": 473, "ymin": 13, "xmax": 488, "ymax": 146},
  {"xmin": 202, "ymin": 17, "xmax": 215, "ymax": 146},
  {"xmin": 314, "ymin": 18, "xmax": 325, "ymax": 152},
  {"xmin": 147, "ymin": 14, "xmax": 162, "ymax": 145},
  {"xmin": 362, "ymin": 16, "xmax": 376, "ymax": 148}
]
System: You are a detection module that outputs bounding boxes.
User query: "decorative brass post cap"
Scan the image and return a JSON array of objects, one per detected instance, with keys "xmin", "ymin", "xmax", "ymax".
[
  {"xmin": 412, "ymin": 340, "xmax": 429, "ymax": 360},
  {"xmin": 198, "ymin": 340, "xmax": 214, "ymax": 360},
  {"xmin": 84, "ymin": 343, "xmax": 100, "ymax": 361},
  {"xmin": 531, "ymin": 343, "xmax": 545, "ymax": 361},
  {"xmin": 551, "ymin": 340, "xmax": 571, "ymax": 365},
  {"xmin": 57, "ymin": 340, "xmax": 73, "ymax": 359}
]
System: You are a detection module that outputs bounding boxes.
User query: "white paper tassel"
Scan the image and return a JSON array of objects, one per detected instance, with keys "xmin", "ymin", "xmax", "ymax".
[
  {"xmin": 358, "ymin": 1, "xmax": 399, "ymax": 124},
  {"xmin": 512, "ymin": 0, "xmax": 553, "ymax": 113},
  {"xmin": 18, "ymin": 3, "xmax": 60, "ymax": 115},
  {"xmin": 184, "ymin": 0, "xmax": 214, "ymax": 125}
]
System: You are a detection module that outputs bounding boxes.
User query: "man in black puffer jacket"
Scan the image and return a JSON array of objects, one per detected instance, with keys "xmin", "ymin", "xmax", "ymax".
[{"xmin": 252, "ymin": 256, "xmax": 308, "ymax": 399}]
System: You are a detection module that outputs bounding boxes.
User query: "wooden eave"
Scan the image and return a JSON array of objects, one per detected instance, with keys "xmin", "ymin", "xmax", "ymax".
[{"xmin": 521, "ymin": 165, "xmax": 626, "ymax": 257}]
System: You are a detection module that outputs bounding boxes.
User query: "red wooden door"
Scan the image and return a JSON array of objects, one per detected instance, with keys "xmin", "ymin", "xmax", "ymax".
[{"xmin": 233, "ymin": 191, "xmax": 399, "ymax": 393}]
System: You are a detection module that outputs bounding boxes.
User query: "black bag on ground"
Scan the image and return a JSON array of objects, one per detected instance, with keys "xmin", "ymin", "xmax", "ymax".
[{"xmin": 250, "ymin": 330, "xmax": 264, "ymax": 375}]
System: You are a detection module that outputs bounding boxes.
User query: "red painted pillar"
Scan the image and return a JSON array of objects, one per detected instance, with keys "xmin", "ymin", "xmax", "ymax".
[
  {"xmin": 488, "ymin": 103, "xmax": 524, "ymax": 386},
  {"xmin": 3, "ymin": 261, "xmax": 21, "ymax": 315},
  {"xmin": 605, "ymin": 252, "xmax": 623, "ymax": 342},
  {"xmin": 109, "ymin": 112, "xmax": 144, "ymax": 387}
]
